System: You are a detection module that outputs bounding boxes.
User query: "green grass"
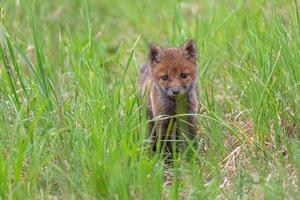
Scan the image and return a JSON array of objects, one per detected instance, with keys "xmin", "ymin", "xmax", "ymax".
[{"xmin": 0, "ymin": 0, "xmax": 299, "ymax": 199}]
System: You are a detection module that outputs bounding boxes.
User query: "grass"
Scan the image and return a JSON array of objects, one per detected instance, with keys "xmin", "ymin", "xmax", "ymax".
[{"xmin": 0, "ymin": 0, "xmax": 299, "ymax": 199}]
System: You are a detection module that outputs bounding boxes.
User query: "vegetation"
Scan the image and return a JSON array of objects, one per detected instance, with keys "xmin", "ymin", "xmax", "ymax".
[{"xmin": 0, "ymin": 0, "xmax": 299, "ymax": 199}]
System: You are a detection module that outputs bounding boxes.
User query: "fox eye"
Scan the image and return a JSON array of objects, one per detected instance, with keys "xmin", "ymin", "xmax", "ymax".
[
  {"xmin": 180, "ymin": 73, "xmax": 188, "ymax": 79},
  {"xmin": 161, "ymin": 75, "xmax": 169, "ymax": 81}
]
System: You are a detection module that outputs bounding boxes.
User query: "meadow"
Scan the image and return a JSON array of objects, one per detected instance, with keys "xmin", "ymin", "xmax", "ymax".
[{"xmin": 0, "ymin": 0, "xmax": 299, "ymax": 199}]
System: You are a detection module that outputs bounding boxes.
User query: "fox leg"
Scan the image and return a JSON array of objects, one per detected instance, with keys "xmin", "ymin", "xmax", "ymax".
[
  {"xmin": 151, "ymin": 118, "xmax": 175, "ymax": 154},
  {"xmin": 188, "ymin": 116, "xmax": 198, "ymax": 138}
]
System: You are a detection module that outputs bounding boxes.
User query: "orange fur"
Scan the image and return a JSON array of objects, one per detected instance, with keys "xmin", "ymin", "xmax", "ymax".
[{"xmin": 139, "ymin": 39, "xmax": 199, "ymax": 152}]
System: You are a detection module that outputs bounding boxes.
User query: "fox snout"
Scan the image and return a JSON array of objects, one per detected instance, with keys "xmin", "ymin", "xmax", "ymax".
[
  {"xmin": 171, "ymin": 88, "xmax": 181, "ymax": 95},
  {"xmin": 165, "ymin": 86, "xmax": 187, "ymax": 98}
]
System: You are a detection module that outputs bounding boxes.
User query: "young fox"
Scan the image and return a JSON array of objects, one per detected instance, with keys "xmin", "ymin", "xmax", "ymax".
[{"xmin": 139, "ymin": 39, "xmax": 199, "ymax": 151}]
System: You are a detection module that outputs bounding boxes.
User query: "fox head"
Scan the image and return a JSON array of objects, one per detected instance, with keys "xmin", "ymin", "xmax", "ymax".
[{"xmin": 148, "ymin": 39, "xmax": 198, "ymax": 98}]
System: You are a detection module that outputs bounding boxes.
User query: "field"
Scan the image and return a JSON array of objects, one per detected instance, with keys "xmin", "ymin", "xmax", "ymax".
[{"xmin": 0, "ymin": 0, "xmax": 299, "ymax": 199}]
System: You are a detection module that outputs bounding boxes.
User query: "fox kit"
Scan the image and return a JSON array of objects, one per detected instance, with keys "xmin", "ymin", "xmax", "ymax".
[{"xmin": 139, "ymin": 39, "xmax": 199, "ymax": 152}]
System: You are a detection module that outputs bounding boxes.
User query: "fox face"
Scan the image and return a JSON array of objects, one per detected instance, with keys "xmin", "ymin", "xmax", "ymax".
[{"xmin": 148, "ymin": 39, "xmax": 197, "ymax": 98}]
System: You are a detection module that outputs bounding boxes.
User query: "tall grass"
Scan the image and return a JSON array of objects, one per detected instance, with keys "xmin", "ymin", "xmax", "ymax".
[{"xmin": 0, "ymin": 0, "xmax": 299, "ymax": 199}]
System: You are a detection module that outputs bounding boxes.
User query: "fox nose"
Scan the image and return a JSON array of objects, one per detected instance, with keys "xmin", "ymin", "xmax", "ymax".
[{"xmin": 171, "ymin": 88, "xmax": 181, "ymax": 95}]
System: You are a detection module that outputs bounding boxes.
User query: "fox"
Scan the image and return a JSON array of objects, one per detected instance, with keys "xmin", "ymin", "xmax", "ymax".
[{"xmin": 139, "ymin": 39, "xmax": 199, "ymax": 152}]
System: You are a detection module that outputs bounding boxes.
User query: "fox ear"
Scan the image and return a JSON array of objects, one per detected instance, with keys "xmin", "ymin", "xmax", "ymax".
[
  {"xmin": 181, "ymin": 39, "xmax": 197, "ymax": 63},
  {"xmin": 148, "ymin": 43, "xmax": 164, "ymax": 65}
]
